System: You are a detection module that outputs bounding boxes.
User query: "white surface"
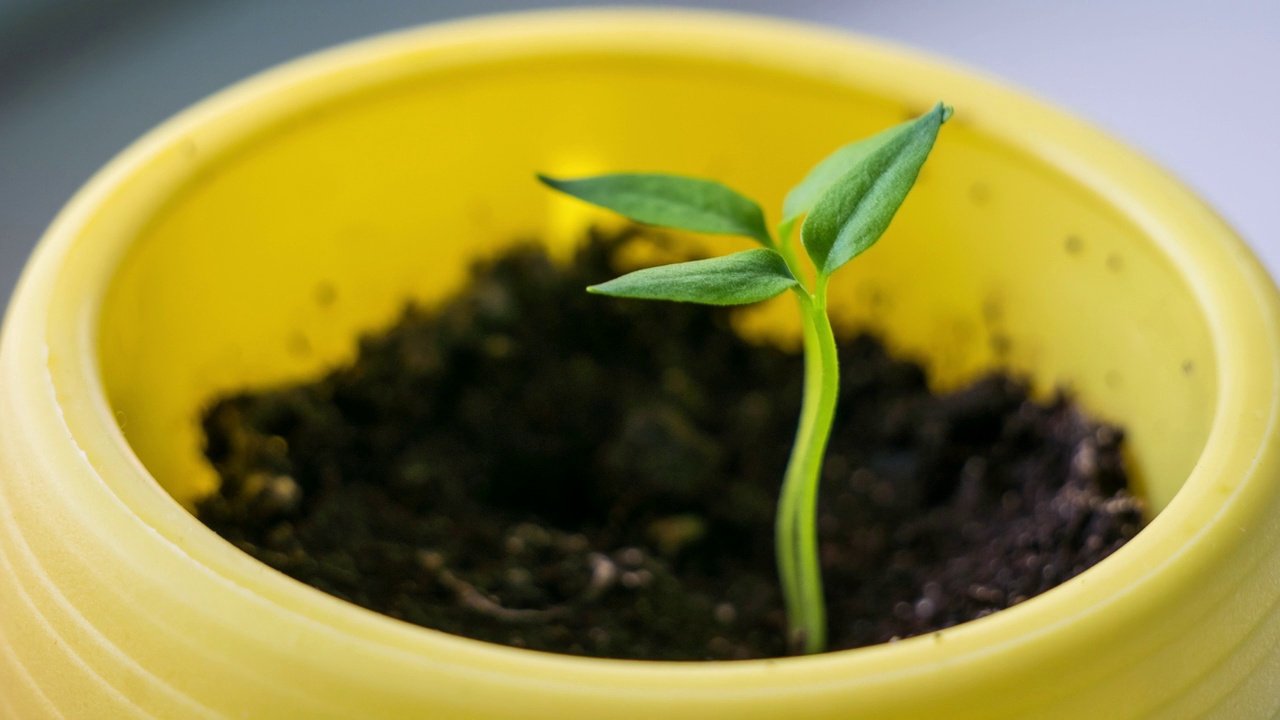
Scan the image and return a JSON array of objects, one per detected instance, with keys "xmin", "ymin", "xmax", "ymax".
[{"xmin": 1, "ymin": 1, "xmax": 1276, "ymax": 301}]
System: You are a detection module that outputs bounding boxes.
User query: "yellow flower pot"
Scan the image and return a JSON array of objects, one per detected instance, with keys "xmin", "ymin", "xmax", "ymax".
[{"xmin": 2, "ymin": 9, "xmax": 1278, "ymax": 718}]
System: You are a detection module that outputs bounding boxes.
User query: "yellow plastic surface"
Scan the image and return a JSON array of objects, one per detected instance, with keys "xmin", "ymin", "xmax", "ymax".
[{"xmin": 2, "ymin": 10, "xmax": 1279, "ymax": 718}]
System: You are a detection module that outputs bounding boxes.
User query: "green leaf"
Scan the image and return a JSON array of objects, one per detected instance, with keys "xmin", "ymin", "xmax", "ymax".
[
  {"xmin": 537, "ymin": 173, "xmax": 774, "ymax": 247},
  {"xmin": 801, "ymin": 102, "xmax": 952, "ymax": 277},
  {"xmin": 587, "ymin": 248, "xmax": 798, "ymax": 306},
  {"xmin": 780, "ymin": 124, "xmax": 899, "ymax": 226}
]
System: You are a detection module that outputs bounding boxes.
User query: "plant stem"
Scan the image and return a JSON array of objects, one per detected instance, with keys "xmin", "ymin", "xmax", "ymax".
[
  {"xmin": 777, "ymin": 237, "xmax": 840, "ymax": 653},
  {"xmin": 774, "ymin": 301, "xmax": 812, "ymax": 649},
  {"xmin": 798, "ymin": 278, "xmax": 839, "ymax": 653}
]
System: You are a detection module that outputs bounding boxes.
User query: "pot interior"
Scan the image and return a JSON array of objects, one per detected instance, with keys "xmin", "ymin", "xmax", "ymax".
[{"xmin": 94, "ymin": 38, "xmax": 1215, "ymax": 517}]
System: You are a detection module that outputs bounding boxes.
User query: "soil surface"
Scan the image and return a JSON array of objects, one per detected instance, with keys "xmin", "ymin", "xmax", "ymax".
[{"xmin": 198, "ymin": 229, "xmax": 1144, "ymax": 661}]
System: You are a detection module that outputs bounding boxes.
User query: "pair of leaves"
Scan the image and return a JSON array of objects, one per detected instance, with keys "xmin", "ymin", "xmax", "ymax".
[
  {"xmin": 536, "ymin": 173, "xmax": 798, "ymax": 305},
  {"xmin": 537, "ymin": 102, "xmax": 951, "ymax": 305}
]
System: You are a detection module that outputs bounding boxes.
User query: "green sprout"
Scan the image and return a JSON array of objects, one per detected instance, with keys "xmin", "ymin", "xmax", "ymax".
[{"xmin": 537, "ymin": 103, "xmax": 952, "ymax": 654}]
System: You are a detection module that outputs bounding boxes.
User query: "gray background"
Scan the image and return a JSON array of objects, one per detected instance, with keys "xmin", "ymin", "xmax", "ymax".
[{"xmin": 2, "ymin": 0, "xmax": 1277, "ymax": 305}]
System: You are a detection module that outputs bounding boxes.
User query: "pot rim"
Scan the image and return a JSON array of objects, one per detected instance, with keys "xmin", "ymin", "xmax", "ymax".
[{"xmin": 10, "ymin": 6, "xmax": 1279, "ymax": 697}]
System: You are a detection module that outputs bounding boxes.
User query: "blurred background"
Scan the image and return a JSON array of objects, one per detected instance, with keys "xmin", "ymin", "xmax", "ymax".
[{"xmin": 1, "ymin": 0, "xmax": 1276, "ymax": 303}]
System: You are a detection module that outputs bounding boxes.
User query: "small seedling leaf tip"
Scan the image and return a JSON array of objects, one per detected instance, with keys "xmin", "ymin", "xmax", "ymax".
[
  {"xmin": 800, "ymin": 102, "xmax": 952, "ymax": 277},
  {"xmin": 586, "ymin": 248, "xmax": 798, "ymax": 306},
  {"xmin": 538, "ymin": 172, "xmax": 774, "ymax": 248}
]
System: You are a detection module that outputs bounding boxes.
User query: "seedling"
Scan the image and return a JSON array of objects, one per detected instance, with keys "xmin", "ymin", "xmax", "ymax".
[{"xmin": 538, "ymin": 103, "xmax": 952, "ymax": 654}]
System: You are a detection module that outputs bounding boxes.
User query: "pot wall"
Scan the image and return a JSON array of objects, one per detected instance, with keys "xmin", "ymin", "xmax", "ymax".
[{"xmin": 1, "ymin": 10, "xmax": 1278, "ymax": 719}]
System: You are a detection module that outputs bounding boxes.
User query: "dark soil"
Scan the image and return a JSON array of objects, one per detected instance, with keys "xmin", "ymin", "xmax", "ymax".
[{"xmin": 197, "ymin": 229, "xmax": 1144, "ymax": 661}]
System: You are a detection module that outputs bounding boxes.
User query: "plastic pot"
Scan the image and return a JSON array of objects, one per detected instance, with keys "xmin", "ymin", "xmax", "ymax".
[{"xmin": 2, "ymin": 10, "xmax": 1278, "ymax": 719}]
